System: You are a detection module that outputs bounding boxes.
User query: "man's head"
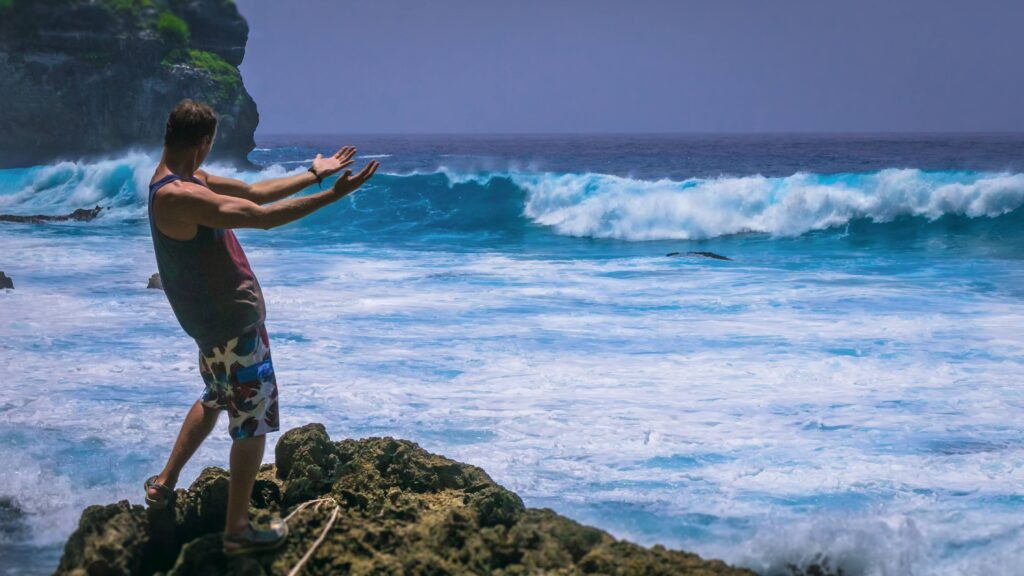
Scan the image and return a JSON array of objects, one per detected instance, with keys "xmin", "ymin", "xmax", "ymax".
[{"xmin": 164, "ymin": 99, "xmax": 217, "ymax": 164}]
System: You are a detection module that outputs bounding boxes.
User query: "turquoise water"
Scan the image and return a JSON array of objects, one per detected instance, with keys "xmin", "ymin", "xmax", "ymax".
[{"xmin": 1, "ymin": 135, "xmax": 1023, "ymax": 575}]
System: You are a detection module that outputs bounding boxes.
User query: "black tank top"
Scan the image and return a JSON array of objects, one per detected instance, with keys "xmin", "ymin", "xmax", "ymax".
[{"xmin": 148, "ymin": 173, "xmax": 266, "ymax": 349}]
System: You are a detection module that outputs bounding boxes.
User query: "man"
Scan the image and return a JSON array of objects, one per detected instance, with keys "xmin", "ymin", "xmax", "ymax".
[{"xmin": 143, "ymin": 99, "xmax": 378, "ymax": 555}]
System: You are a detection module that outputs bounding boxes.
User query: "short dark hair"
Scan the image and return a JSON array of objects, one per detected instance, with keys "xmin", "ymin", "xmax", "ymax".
[{"xmin": 164, "ymin": 99, "xmax": 218, "ymax": 149}]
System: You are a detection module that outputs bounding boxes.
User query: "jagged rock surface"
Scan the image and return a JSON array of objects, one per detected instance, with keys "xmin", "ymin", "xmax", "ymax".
[
  {"xmin": 55, "ymin": 423, "xmax": 754, "ymax": 576},
  {"xmin": 0, "ymin": 0, "xmax": 258, "ymax": 168},
  {"xmin": 0, "ymin": 206, "xmax": 104, "ymax": 223}
]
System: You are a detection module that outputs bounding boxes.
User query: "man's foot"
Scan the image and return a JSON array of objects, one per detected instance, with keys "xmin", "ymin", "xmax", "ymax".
[
  {"xmin": 144, "ymin": 475, "xmax": 175, "ymax": 510},
  {"xmin": 222, "ymin": 520, "xmax": 288, "ymax": 557}
]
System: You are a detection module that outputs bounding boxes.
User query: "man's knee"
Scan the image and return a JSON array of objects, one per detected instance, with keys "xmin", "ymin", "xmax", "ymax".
[{"xmin": 231, "ymin": 434, "xmax": 266, "ymax": 452}]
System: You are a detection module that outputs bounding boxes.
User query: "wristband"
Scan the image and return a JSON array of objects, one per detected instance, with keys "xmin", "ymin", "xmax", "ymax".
[{"xmin": 307, "ymin": 166, "xmax": 323, "ymax": 189}]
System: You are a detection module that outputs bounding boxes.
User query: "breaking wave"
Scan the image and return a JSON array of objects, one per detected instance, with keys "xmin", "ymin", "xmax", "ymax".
[{"xmin": 2, "ymin": 154, "xmax": 1024, "ymax": 241}]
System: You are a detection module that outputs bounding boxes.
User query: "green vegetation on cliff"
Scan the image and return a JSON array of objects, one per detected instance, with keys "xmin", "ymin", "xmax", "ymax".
[
  {"xmin": 106, "ymin": 0, "xmax": 154, "ymax": 16},
  {"xmin": 189, "ymin": 49, "xmax": 241, "ymax": 98},
  {"xmin": 157, "ymin": 10, "xmax": 189, "ymax": 45}
]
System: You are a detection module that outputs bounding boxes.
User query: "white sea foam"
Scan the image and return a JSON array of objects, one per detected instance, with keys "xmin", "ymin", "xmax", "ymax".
[
  {"xmin": 510, "ymin": 169, "xmax": 1024, "ymax": 240},
  {"xmin": 6, "ymin": 228, "xmax": 1022, "ymax": 573},
  {"xmin": 2, "ymin": 157, "xmax": 1024, "ymax": 574}
]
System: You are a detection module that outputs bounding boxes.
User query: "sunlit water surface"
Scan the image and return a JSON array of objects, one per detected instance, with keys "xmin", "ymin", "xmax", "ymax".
[{"xmin": 2, "ymin": 135, "xmax": 1023, "ymax": 575}]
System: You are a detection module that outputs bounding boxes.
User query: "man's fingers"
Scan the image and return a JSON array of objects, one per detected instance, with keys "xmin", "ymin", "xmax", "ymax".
[
  {"xmin": 315, "ymin": 153, "xmax": 323, "ymax": 161},
  {"xmin": 354, "ymin": 163, "xmax": 373, "ymax": 180},
  {"xmin": 354, "ymin": 160, "xmax": 378, "ymax": 182},
  {"xmin": 335, "ymin": 146, "xmax": 356, "ymax": 160},
  {"xmin": 356, "ymin": 160, "xmax": 380, "ymax": 183}
]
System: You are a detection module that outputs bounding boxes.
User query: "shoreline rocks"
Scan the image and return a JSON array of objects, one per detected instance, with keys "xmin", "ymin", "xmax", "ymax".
[
  {"xmin": 55, "ymin": 423, "xmax": 755, "ymax": 575},
  {"xmin": 0, "ymin": 272, "xmax": 12, "ymax": 290},
  {"xmin": 666, "ymin": 251, "xmax": 732, "ymax": 261},
  {"xmin": 0, "ymin": 496, "xmax": 27, "ymax": 539},
  {"xmin": 147, "ymin": 273, "xmax": 163, "ymax": 290},
  {"xmin": 0, "ymin": 206, "xmax": 104, "ymax": 224}
]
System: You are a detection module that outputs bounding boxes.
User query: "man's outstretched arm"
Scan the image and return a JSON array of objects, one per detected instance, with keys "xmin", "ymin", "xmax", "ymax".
[
  {"xmin": 197, "ymin": 146, "xmax": 357, "ymax": 205},
  {"xmin": 159, "ymin": 161, "xmax": 379, "ymax": 232}
]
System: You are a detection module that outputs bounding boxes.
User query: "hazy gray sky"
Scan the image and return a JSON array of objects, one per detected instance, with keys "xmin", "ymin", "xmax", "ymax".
[{"xmin": 236, "ymin": 0, "xmax": 1024, "ymax": 135}]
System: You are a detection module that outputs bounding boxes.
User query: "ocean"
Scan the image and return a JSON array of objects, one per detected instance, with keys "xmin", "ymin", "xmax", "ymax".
[{"xmin": 1, "ymin": 134, "xmax": 1023, "ymax": 575}]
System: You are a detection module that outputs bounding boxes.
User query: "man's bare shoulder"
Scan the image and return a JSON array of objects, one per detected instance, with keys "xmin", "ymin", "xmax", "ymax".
[
  {"xmin": 152, "ymin": 179, "xmax": 223, "ymax": 225},
  {"xmin": 153, "ymin": 178, "xmax": 213, "ymax": 202}
]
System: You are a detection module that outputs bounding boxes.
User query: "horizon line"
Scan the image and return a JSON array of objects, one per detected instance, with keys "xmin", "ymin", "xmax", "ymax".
[{"xmin": 255, "ymin": 130, "xmax": 1024, "ymax": 138}]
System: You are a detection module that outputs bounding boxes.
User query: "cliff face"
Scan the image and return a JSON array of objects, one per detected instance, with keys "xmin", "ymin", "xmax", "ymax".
[
  {"xmin": 54, "ymin": 424, "xmax": 755, "ymax": 576},
  {"xmin": 0, "ymin": 0, "xmax": 259, "ymax": 168}
]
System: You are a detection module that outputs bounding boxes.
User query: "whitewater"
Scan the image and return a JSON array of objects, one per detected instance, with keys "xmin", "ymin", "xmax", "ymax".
[{"xmin": 1, "ymin": 134, "xmax": 1023, "ymax": 575}]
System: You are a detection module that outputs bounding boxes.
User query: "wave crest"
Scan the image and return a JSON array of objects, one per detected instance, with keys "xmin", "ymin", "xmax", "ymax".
[
  {"xmin": 0, "ymin": 153, "xmax": 302, "ymax": 221},
  {"xmin": 2, "ymin": 154, "xmax": 1024, "ymax": 241},
  {"xmin": 512, "ymin": 169, "xmax": 1024, "ymax": 240}
]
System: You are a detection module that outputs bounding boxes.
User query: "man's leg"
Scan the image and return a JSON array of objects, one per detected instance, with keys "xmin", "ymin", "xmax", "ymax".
[
  {"xmin": 225, "ymin": 435, "xmax": 265, "ymax": 533},
  {"xmin": 150, "ymin": 400, "xmax": 220, "ymax": 497},
  {"xmin": 219, "ymin": 324, "xmax": 284, "ymax": 549}
]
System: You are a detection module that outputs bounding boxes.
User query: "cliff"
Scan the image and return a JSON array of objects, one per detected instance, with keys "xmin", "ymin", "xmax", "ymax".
[
  {"xmin": 54, "ymin": 423, "xmax": 755, "ymax": 576},
  {"xmin": 0, "ymin": 0, "xmax": 258, "ymax": 168}
]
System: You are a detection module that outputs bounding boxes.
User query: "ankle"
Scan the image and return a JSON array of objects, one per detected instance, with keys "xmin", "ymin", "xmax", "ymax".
[
  {"xmin": 156, "ymin": 472, "xmax": 179, "ymax": 489},
  {"xmin": 225, "ymin": 519, "xmax": 250, "ymax": 535}
]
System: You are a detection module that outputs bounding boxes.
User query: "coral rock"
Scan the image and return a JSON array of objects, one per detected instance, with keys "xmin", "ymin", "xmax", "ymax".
[{"xmin": 56, "ymin": 424, "xmax": 755, "ymax": 576}]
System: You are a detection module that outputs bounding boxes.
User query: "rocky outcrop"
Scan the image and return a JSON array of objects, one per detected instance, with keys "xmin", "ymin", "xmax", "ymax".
[
  {"xmin": 0, "ymin": 496, "xmax": 26, "ymax": 537},
  {"xmin": 0, "ymin": 272, "xmax": 12, "ymax": 290},
  {"xmin": 55, "ymin": 423, "xmax": 754, "ymax": 576},
  {"xmin": 666, "ymin": 251, "xmax": 732, "ymax": 261},
  {"xmin": 147, "ymin": 273, "xmax": 163, "ymax": 290},
  {"xmin": 0, "ymin": 206, "xmax": 104, "ymax": 223},
  {"xmin": 0, "ymin": 0, "xmax": 258, "ymax": 168}
]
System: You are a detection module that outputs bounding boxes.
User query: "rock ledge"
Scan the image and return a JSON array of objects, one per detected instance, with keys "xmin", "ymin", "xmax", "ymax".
[{"xmin": 56, "ymin": 423, "xmax": 754, "ymax": 575}]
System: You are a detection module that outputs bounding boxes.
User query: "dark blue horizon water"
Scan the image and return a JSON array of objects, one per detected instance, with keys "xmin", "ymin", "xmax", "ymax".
[
  {"xmin": 254, "ymin": 132, "xmax": 1024, "ymax": 179},
  {"xmin": 2, "ymin": 134, "xmax": 1024, "ymax": 575}
]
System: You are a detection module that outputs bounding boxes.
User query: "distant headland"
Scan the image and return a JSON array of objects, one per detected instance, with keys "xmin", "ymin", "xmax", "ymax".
[{"xmin": 0, "ymin": 0, "xmax": 259, "ymax": 168}]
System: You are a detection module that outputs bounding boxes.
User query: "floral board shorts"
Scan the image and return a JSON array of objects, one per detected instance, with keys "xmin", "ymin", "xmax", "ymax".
[{"xmin": 198, "ymin": 324, "xmax": 280, "ymax": 440}]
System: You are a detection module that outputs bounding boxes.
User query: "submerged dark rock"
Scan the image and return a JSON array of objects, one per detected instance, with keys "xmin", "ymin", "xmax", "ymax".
[
  {"xmin": 786, "ymin": 556, "xmax": 846, "ymax": 576},
  {"xmin": 0, "ymin": 0, "xmax": 258, "ymax": 168},
  {"xmin": 0, "ymin": 206, "xmax": 104, "ymax": 224},
  {"xmin": 147, "ymin": 273, "xmax": 163, "ymax": 290},
  {"xmin": 0, "ymin": 496, "xmax": 27, "ymax": 538},
  {"xmin": 56, "ymin": 423, "xmax": 754, "ymax": 575},
  {"xmin": 667, "ymin": 251, "xmax": 733, "ymax": 261},
  {"xmin": 0, "ymin": 272, "xmax": 12, "ymax": 290}
]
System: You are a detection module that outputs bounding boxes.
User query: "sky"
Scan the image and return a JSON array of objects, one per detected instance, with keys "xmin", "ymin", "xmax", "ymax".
[{"xmin": 236, "ymin": 0, "xmax": 1024, "ymax": 135}]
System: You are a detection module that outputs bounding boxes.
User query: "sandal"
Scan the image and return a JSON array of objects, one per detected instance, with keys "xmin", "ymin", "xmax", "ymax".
[
  {"xmin": 222, "ymin": 519, "xmax": 288, "ymax": 557},
  {"xmin": 143, "ymin": 475, "xmax": 174, "ymax": 510}
]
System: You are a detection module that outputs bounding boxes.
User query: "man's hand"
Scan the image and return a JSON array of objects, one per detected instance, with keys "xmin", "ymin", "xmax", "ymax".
[
  {"xmin": 332, "ymin": 160, "xmax": 380, "ymax": 198},
  {"xmin": 312, "ymin": 146, "xmax": 357, "ymax": 179}
]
